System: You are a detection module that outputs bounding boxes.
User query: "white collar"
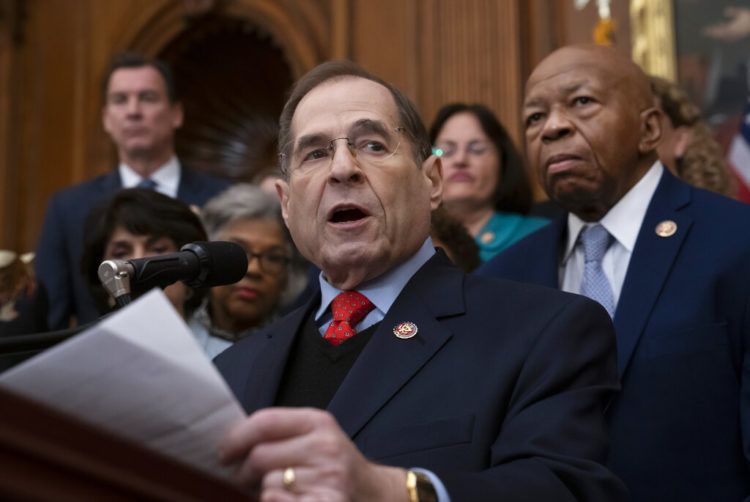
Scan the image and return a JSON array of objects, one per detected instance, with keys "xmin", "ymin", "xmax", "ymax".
[
  {"xmin": 563, "ymin": 161, "xmax": 663, "ymax": 263},
  {"xmin": 118, "ymin": 156, "xmax": 181, "ymax": 196}
]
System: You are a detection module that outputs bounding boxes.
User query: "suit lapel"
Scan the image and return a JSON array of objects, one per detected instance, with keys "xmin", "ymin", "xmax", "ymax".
[
  {"xmin": 176, "ymin": 167, "xmax": 193, "ymax": 201},
  {"xmin": 101, "ymin": 170, "xmax": 123, "ymax": 192},
  {"xmin": 613, "ymin": 170, "xmax": 693, "ymax": 376},
  {"xmin": 536, "ymin": 217, "xmax": 567, "ymax": 288},
  {"xmin": 240, "ymin": 296, "xmax": 317, "ymax": 411},
  {"xmin": 327, "ymin": 254, "xmax": 462, "ymax": 439},
  {"xmin": 176, "ymin": 166, "xmax": 204, "ymax": 202}
]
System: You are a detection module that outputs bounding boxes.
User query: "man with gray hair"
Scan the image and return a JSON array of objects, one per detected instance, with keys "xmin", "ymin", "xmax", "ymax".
[{"xmin": 214, "ymin": 61, "xmax": 626, "ymax": 500}]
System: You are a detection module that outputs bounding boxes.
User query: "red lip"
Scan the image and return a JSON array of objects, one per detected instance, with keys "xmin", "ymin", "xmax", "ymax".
[
  {"xmin": 448, "ymin": 172, "xmax": 474, "ymax": 182},
  {"xmin": 234, "ymin": 286, "xmax": 260, "ymax": 300},
  {"xmin": 545, "ymin": 154, "xmax": 583, "ymax": 175}
]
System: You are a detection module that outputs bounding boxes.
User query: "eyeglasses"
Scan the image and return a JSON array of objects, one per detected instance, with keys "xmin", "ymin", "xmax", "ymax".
[
  {"xmin": 241, "ymin": 248, "xmax": 290, "ymax": 275},
  {"xmin": 433, "ymin": 141, "xmax": 493, "ymax": 159},
  {"xmin": 284, "ymin": 125, "xmax": 405, "ymax": 173}
]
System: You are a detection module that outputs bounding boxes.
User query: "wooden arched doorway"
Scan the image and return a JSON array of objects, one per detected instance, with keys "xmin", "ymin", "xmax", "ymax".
[
  {"xmin": 159, "ymin": 15, "xmax": 294, "ymax": 181},
  {"xmin": 121, "ymin": 0, "xmax": 327, "ymax": 182}
]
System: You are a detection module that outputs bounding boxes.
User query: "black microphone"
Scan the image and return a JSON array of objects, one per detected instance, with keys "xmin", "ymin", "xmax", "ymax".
[{"xmin": 98, "ymin": 241, "xmax": 248, "ymax": 305}]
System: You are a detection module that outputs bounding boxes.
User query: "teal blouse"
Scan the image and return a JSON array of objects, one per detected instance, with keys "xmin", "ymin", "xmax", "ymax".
[{"xmin": 476, "ymin": 211, "xmax": 549, "ymax": 262}]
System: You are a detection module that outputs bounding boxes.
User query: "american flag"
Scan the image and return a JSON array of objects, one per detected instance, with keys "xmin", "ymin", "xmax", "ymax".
[{"xmin": 728, "ymin": 98, "xmax": 750, "ymax": 203}]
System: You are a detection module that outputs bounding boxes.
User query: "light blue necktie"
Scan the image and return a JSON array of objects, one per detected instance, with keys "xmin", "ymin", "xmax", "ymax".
[
  {"xmin": 579, "ymin": 224, "xmax": 615, "ymax": 317},
  {"xmin": 137, "ymin": 178, "xmax": 158, "ymax": 190}
]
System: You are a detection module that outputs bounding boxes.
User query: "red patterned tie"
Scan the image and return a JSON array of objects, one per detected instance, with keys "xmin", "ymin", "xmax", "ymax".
[{"xmin": 323, "ymin": 291, "xmax": 375, "ymax": 346}]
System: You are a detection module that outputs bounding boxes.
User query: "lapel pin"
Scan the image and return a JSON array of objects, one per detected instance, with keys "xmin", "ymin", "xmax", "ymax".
[
  {"xmin": 393, "ymin": 321, "xmax": 418, "ymax": 339},
  {"xmin": 655, "ymin": 220, "xmax": 677, "ymax": 237},
  {"xmin": 480, "ymin": 231, "xmax": 495, "ymax": 244}
]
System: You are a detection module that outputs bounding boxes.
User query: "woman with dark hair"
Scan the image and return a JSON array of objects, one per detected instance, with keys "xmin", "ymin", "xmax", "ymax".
[
  {"xmin": 430, "ymin": 103, "xmax": 548, "ymax": 261},
  {"xmin": 81, "ymin": 188, "xmax": 208, "ymax": 319}
]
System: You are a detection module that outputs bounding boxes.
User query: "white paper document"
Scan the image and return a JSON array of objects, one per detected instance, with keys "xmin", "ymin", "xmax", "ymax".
[{"xmin": 0, "ymin": 290, "xmax": 246, "ymax": 478}]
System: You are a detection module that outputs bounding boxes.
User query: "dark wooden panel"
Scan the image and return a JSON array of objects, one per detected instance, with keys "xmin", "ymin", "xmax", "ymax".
[
  {"xmin": 0, "ymin": 386, "xmax": 249, "ymax": 500},
  {"xmin": 15, "ymin": 0, "xmax": 94, "ymax": 252},
  {"xmin": 0, "ymin": 0, "xmax": 23, "ymax": 249},
  {"xmin": 428, "ymin": 0, "xmax": 522, "ymax": 142},
  {"xmin": 351, "ymin": 0, "xmax": 419, "ymax": 102}
]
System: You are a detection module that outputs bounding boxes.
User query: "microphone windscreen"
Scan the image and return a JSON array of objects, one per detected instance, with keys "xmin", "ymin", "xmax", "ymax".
[{"xmin": 184, "ymin": 241, "xmax": 248, "ymax": 288}]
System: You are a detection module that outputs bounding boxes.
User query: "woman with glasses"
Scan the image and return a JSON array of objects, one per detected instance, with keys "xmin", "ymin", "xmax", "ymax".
[
  {"xmin": 429, "ymin": 103, "xmax": 548, "ymax": 261},
  {"xmin": 191, "ymin": 184, "xmax": 308, "ymax": 358}
]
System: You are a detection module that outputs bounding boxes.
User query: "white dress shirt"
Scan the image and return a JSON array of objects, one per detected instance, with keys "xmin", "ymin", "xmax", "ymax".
[
  {"xmin": 560, "ymin": 161, "xmax": 663, "ymax": 306},
  {"xmin": 118, "ymin": 156, "xmax": 181, "ymax": 198}
]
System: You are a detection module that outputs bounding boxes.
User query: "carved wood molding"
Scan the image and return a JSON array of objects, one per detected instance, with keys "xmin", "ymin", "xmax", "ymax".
[
  {"xmin": 224, "ymin": 0, "xmax": 324, "ymax": 77},
  {"xmin": 120, "ymin": 0, "xmax": 324, "ymax": 79}
]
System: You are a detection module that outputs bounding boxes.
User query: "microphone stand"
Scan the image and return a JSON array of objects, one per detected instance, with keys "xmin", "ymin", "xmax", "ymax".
[
  {"xmin": 0, "ymin": 311, "xmax": 117, "ymax": 371},
  {"xmin": 2, "ymin": 260, "xmax": 153, "ymax": 370}
]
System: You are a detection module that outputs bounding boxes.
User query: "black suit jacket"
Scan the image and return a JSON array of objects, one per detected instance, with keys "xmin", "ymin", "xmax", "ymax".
[
  {"xmin": 478, "ymin": 169, "xmax": 750, "ymax": 501},
  {"xmin": 215, "ymin": 253, "xmax": 628, "ymax": 500},
  {"xmin": 35, "ymin": 167, "xmax": 230, "ymax": 330}
]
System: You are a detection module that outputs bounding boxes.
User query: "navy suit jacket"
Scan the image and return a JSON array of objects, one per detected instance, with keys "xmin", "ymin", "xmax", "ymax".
[
  {"xmin": 478, "ymin": 169, "xmax": 750, "ymax": 501},
  {"xmin": 215, "ymin": 252, "xmax": 628, "ymax": 500},
  {"xmin": 35, "ymin": 167, "xmax": 230, "ymax": 330}
]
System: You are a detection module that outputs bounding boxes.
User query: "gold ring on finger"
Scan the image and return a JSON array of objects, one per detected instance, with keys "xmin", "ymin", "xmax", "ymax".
[{"xmin": 282, "ymin": 467, "xmax": 296, "ymax": 490}]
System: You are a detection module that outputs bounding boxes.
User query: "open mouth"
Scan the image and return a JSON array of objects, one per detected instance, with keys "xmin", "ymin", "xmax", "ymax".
[{"xmin": 329, "ymin": 205, "xmax": 370, "ymax": 223}]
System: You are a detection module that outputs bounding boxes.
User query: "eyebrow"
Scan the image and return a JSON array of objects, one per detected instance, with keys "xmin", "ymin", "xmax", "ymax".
[
  {"xmin": 294, "ymin": 133, "xmax": 329, "ymax": 154},
  {"xmin": 107, "ymin": 87, "xmax": 161, "ymax": 97},
  {"xmin": 228, "ymin": 236, "xmax": 283, "ymax": 249},
  {"xmin": 145, "ymin": 235, "xmax": 175, "ymax": 247},
  {"xmin": 524, "ymin": 82, "xmax": 591, "ymax": 108},
  {"xmin": 293, "ymin": 118, "xmax": 392, "ymax": 153},
  {"xmin": 349, "ymin": 118, "xmax": 390, "ymax": 138}
]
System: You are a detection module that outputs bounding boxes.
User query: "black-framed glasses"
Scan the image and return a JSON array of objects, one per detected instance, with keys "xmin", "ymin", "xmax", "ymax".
[{"xmin": 243, "ymin": 248, "xmax": 290, "ymax": 275}]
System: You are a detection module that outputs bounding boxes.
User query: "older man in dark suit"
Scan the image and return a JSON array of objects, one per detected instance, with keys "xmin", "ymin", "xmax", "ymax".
[
  {"xmin": 35, "ymin": 53, "xmax": 229, "ymax": 329},
  {"xmin": 213, "ymin": 60, "xmax": 627, "ymax": 501},
  {"xmin": 479, "ymin": 45, "xmax": 750, "ymax": 501}
]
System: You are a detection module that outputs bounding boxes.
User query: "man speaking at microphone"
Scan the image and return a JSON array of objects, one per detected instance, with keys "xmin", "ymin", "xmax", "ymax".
[{"xmin": 214, "ymin": 61, "xmax": 627, "ymax": 500}]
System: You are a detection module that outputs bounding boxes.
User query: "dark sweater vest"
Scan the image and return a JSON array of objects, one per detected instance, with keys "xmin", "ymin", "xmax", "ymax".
[{"xmin": 274, "ymin": 313, "xmax": 379, "ymax": 409}]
